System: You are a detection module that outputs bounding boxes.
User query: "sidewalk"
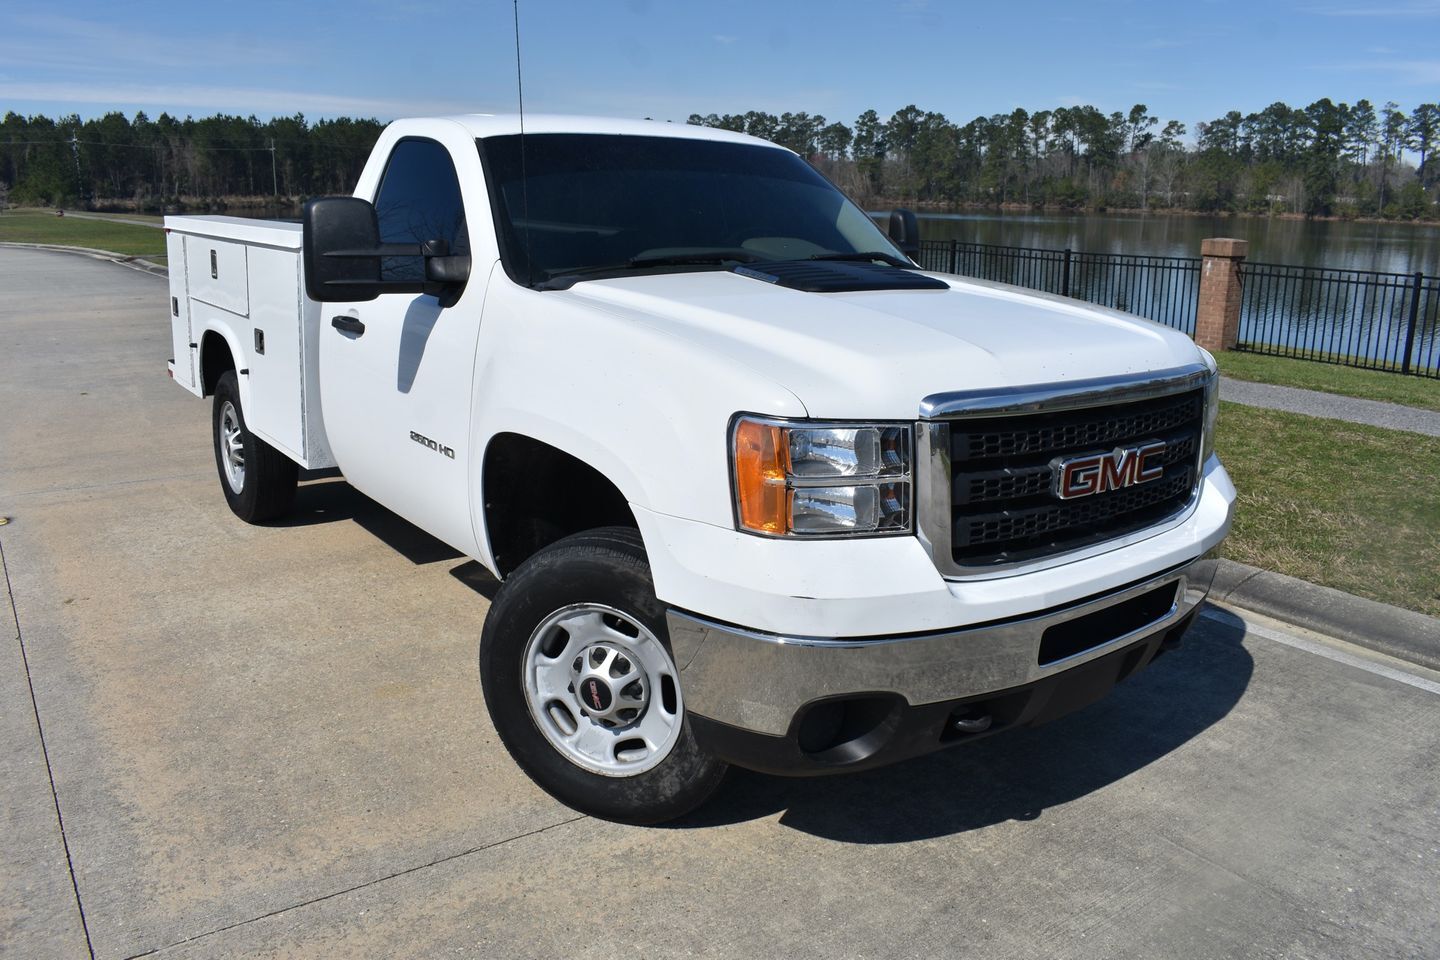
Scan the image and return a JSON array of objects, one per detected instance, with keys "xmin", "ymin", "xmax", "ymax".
[{"xmin": 1220, "ymin": 376, "xmax": 1440, "ymax": 438}]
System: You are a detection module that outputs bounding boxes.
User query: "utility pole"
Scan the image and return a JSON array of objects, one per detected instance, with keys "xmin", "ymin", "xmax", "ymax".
[
  {"xmin": 269, "ymin": 138, "xmax": 278, "ymax": 206},
  {"xmin": 70, "ymin": 132, "xmax": 84, "ymax": 206}
]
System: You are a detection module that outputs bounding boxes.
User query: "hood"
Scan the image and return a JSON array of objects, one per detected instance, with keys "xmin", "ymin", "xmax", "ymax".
[{"xmin": 558, "ymin": 269, "xmax": 1207, "ymax": 420}]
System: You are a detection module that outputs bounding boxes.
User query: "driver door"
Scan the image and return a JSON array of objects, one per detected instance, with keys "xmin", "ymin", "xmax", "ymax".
[{"xmin": 318, "ymin": 137, "xmax": 485, "ymax": 554}]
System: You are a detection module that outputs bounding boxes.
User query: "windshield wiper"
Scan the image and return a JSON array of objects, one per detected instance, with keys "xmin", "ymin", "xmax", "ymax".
[
  {"xmin": 535, "ymin": 250, "xmax": 762, "ymax": 290},
  {"xmin": 628, "ymin": 249, "xmax": 761, "ymax": 268},
  {"xmin": 808, "ymin": 251, "xmax": 914, "ymax": 269},
  {"xmin": 533, "ymin": 263, "xmax": 634, "ymax": 290}
]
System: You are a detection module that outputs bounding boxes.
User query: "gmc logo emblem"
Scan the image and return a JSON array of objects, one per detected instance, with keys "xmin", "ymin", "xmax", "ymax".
[{"xmin": 1051, "ymin": 441, "xmax": 1166, "ymax": 500}]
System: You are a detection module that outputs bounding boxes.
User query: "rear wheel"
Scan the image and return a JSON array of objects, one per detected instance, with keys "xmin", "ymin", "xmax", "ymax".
[
  {"xmin": 480, "ymin": 527, "xmax": 727, "ymax": 823},
  {"xmin": 211, "ymin": 370, "xmax": 297, "ymax": 523}
]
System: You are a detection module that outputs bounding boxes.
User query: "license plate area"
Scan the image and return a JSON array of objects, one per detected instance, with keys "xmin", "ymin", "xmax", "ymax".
[{"xmin": 1038, "ymin": 582, "xmax": 1179, "ymax": 666}]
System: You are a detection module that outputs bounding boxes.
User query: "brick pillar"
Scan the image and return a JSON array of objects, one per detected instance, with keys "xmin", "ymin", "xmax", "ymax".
[{"xmin": 1194, "ymin": 238, "xmax": 1248, "ymax": 352}]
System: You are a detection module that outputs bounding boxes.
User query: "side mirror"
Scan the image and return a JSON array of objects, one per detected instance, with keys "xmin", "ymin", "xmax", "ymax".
[
  {"xmin": 303, "ymin": 197, "xmax": 472, "ymax": 304},
  {"xmin": 887, "ymin": 208, "xmax": 921, "ymax": 260},
  {"xmin": 304, "ymin": 197, "xmax": 386, "ymax": 302}
]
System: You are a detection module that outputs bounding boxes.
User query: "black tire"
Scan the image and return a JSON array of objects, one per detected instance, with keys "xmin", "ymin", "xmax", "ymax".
[
  {"xmin": 211, "ymin": 370, "xmax": 298, "ymax": 523},
  {"xmin": 479, "ymin": 527, "xmax": 728, "ymax": 824}
]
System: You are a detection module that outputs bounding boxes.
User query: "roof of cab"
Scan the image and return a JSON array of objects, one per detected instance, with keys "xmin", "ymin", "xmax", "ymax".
[{"xmin": 405, "ymin": 113, "xmax": 787, "ymax": 150}]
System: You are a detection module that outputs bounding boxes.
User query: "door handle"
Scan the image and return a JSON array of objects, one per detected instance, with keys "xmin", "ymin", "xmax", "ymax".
[{"xmin": 331, "ymin": 315, "xmax": 366, "ymax": 336}]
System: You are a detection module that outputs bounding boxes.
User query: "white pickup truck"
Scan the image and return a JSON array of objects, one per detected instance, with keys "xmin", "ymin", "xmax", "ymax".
[{"xmin": 165, "ymin": 114, "xmax": 1234, "ymax": 823}]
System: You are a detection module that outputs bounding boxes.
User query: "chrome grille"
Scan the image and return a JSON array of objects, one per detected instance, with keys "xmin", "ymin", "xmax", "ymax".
[
  {"xmin": 953, "ymin": 431, "xmax": 1196, "ymax": 506},
  {"xmin": 951, "ymin": 392, "xmax": 1201, "ymax": 460},
  {"xmin": 948, "ymin": 391, "xmax": 1202, "ymax": 566}
]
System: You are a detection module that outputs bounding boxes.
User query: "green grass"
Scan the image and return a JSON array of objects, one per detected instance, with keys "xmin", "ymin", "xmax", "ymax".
[
  {"xmin": 78, "ymin": 211, "xmax": 166, "ymax": 224},
  {"xmin": 1215, "ymin": 401, "xmax": 1440, "ymax": 616},
  {"xmin": 1217, "ymin": 350, "xmax": 1440, "ymax": 412},
  {"xmin": 0, "ymin": 211, "xmax": 167, "ymax": 261}
]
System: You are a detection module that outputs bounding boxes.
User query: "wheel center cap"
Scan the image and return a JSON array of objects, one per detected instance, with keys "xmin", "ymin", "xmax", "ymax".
[{"xmin": 580, "ymin": 676, "xmax": 613, "ymax": 713}]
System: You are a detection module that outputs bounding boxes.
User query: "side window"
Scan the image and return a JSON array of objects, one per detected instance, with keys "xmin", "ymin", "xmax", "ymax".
[{"xmin": 373, "ymin": 139, "xmax": 469, "ymax": 283}]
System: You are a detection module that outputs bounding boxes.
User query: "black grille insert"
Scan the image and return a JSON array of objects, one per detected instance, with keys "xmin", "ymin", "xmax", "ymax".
[
  {"xmin": 1038, "ymin": 583, "xmax": 1179, "ymax": 665},
  {"xmin": 949, "ymin": 389, "xmax": 1204, "ymax": 566}
]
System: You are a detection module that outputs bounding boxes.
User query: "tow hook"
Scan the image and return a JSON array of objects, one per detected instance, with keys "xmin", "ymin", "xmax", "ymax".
[{"xmin": 952, "ymin": 712, "xmax": 993, "ymax": 735}]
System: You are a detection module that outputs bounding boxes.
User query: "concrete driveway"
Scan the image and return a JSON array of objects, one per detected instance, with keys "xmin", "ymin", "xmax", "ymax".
[{"xmin": 2, "ymin": 247, "xmax": 1437, "ymax": 960}]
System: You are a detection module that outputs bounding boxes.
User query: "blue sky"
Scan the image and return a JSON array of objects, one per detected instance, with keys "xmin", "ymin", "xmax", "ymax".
[{"xmin": 1, "ymin": 0, "xmax": 1437, "ymax": 136}]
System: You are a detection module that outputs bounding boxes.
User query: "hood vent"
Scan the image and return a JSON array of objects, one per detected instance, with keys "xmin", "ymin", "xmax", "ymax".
[{"xmin": 732, "ymin": 260, "xmax": 949, "ymax": 293}]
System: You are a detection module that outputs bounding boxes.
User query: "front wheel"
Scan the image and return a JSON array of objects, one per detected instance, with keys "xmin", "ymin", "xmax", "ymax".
[
  {"xmin": 479, "ymin": 528, "xmax": 727, "ymax": 823},
  {"xmin": 211, "ymin": 370, "xmax": 297, "ymax": 523}
]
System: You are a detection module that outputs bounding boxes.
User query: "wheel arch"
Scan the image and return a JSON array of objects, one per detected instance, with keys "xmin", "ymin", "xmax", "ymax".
[
  {"xmin": 196, "ymin": 320, "xmax": 249, "ymax": 406},
  {"xmin": 480, "ymin": 431, "xmax": 642, "ymax": 578}
]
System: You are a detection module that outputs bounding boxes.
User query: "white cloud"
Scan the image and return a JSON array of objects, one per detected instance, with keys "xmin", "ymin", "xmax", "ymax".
[
  {"xmin": 3, "ymin": 13, "xmax": 302, "ymax": 73},
  {"xmin": 1326, "ymin": 59, "xmax": 1440, "ymax": 84},
  {"xmin": 713, "ymin": 34, "xmax": 737, "ymax": 45},
  {"xmin": 0, "ymin": 81, "xmax": 487, "ymax": 120}
]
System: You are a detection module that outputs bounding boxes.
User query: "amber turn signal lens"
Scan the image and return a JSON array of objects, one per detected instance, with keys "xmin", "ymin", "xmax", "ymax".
[{"xmin": 733, "ymin": 419, "xmax": 790, "ymax": 534}]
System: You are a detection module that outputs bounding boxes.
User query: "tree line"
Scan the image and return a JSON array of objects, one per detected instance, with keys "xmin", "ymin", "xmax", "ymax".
[
  {"xmin": 0, "ymin": 111, "xmax": 384, "ymax": 210},
  {"xmin": 2, "ymin": 98, "xmax": 1437, "ymax": 219},
  {"xmin": 688, "ymin": 99, "xmax": 1438, "ymax": 219}
]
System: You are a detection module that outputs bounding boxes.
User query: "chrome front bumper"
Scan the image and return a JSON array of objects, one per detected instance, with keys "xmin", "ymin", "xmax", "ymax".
[{"xmin": 667, "ymin": 556, "xmax": 1216, "ymax": 739}]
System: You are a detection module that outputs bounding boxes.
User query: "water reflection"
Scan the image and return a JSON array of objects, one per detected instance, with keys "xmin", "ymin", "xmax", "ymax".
[
  {"xmin": 886, "ymin": 211, "xmax": 1440, "ymax": 275},
  {"xmin": 900, "ymin": 212, "xmax": 1440, "ymax": 373}
]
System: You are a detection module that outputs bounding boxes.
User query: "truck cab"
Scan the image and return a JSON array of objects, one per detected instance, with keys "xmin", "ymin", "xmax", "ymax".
[{"xmin": 165, "ymin": 115, "xmax": 1234, "ymax": 823}]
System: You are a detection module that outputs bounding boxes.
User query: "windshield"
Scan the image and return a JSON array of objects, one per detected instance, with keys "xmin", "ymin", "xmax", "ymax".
[{"xmin": 478, "ymin": 133, "xmax": 905, "ymax": 287}]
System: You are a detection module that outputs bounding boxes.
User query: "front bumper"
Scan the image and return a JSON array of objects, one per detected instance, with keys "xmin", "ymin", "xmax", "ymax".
[
  {"xmin": 668, "ymin": 555, "xmax": 1216, "ymax": 775},
  {"xmin": 634, "ymin": 456, "xmax": 1233, "ymax": 640}
]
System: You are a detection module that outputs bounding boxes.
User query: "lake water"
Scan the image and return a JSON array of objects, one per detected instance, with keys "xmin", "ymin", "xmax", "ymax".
[
  {"xmin": 879, "ymin": 211, "xmax": 1440, "ymax": 277},
  {"xmin": 872, "ymin": 211, "xmax": 1440, "ymax": 373}
]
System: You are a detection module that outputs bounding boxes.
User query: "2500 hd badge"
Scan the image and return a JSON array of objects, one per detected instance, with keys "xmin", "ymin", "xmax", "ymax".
[{"xmin": 409, "ymin": 430, "xmax": 456, "ymax": 459}]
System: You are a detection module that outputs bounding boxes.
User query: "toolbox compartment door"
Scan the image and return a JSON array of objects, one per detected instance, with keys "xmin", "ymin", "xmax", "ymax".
[
  {"xmin": 166, "ymin": 230, "xmax": 198, "ymax": 393},
  {"xmin": 239, "ymin": 245, "xmax": 306, "ymax": 460},
  {"xmin": 185, "ymin": 236, "xmax": 249, "ymax": 317}
]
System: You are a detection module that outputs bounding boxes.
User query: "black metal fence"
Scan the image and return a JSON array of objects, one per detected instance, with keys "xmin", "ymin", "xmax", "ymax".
[
  {"xmin": 917, "ymin": 240, "xmax": 1201, "ymax": 335},
  {"xmin": 920, "ymin": 238, "xmax": 1440, "ymax": 379},
  {"xmin": 1237, "ymin": 263, "xmax": 1439, "ymax": 377}
]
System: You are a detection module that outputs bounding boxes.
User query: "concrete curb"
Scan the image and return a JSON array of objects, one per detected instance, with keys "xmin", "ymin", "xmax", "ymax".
[
  {"xmin": 1211, "ymin": 559, "xmax": 1440, "ymax": 671},
  {"xmin": 0, "ymin": 241, "xmax": 167, "ymax": 278}
]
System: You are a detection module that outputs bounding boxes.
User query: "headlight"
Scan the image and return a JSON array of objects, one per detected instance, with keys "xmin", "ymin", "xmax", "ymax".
[
  {"xmin": 1198, "ymin": 348, "xmax": 1219, "ymax": 463},
  {"xmin": 731, "ymin": 417, "xmax": 912, "ymax": 537}
]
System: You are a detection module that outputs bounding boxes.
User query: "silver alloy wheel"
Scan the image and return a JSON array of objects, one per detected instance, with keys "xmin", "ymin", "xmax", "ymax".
[
  {"xmin": 522, "ymin": 603, "xmax": 684, "ymax": 777},
  {"xmin": 219, "ymin": 400, "xmax": 246, "ymax": 494}
]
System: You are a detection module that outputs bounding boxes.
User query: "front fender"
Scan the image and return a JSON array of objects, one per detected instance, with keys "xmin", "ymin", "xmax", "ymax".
[{"xmin": 468, "ymin": 281, "xmax": 809, "ymax": 568}]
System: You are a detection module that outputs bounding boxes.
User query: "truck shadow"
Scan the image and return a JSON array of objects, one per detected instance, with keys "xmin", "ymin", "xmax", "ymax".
[
  {"xmin": 274, "ymin": 477, "xmax": 465, "ymax": 566},
  {"xmin": 669, "ymin": 607, "xmax": 1254, "ymax": 843}
]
